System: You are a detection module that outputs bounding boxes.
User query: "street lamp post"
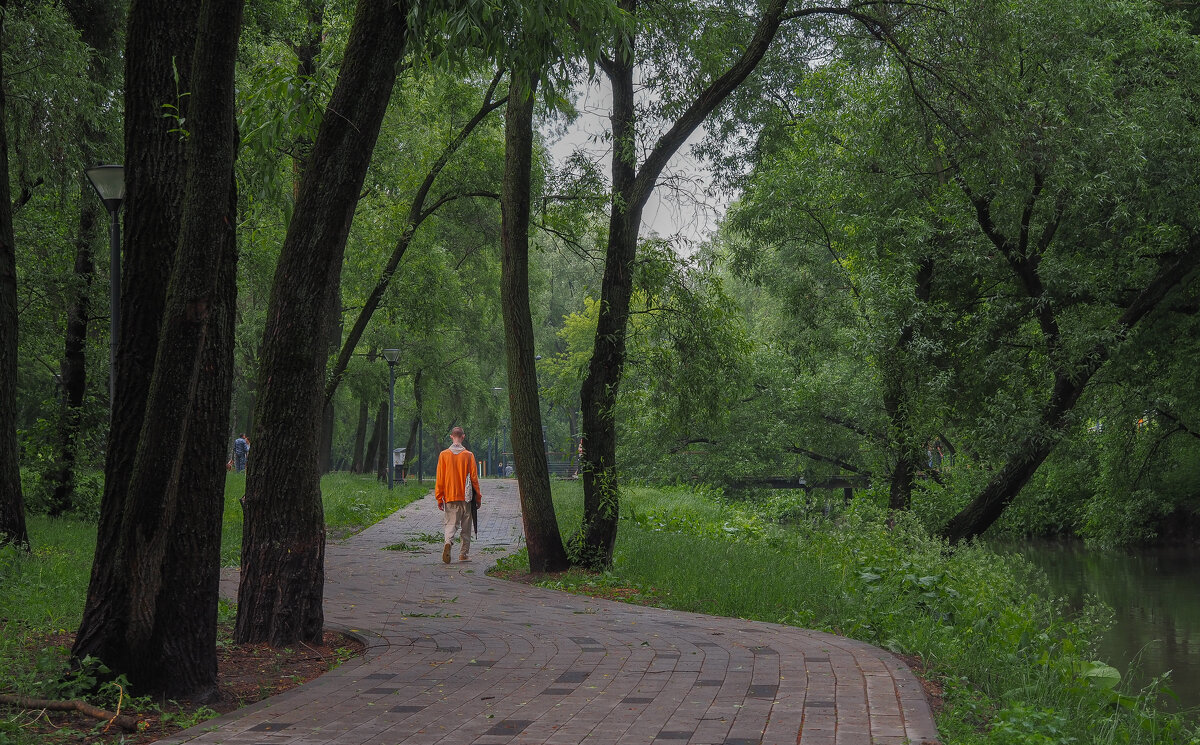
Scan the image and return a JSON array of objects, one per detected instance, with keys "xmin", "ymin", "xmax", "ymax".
[
  {"xmin": 382, "ymin": 348, "xmax": 400, "ymax": 490},
  {"xmin": 84, "ymin": 165, "xmax": 125, "ymax": 405}
]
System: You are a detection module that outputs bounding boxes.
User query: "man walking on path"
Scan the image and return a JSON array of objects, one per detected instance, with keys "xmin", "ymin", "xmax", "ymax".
[{"xmin": 435, "ymin": 426, "xmax": 482, "ymax": 563}]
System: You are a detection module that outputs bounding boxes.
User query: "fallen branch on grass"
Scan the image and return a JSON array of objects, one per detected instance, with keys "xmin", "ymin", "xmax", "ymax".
[{"xmin": 0, "ymin": 694, "xmax": 140, "ymax": 732}]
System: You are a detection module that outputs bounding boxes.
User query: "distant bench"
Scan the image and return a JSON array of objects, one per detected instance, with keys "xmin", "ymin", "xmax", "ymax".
[{"xmin": 728, "ymin": 476, "xmax": 871, "ymax": 505}]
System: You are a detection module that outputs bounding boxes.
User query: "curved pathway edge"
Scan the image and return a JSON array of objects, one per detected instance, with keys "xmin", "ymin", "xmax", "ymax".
[{"xmin": 159, "ymin": 479, "xmax": 940, "ymax": 745}]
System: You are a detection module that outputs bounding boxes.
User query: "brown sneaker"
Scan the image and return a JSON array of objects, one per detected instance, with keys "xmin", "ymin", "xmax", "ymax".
[
  {"xmin": 442, "ymin": 543, "xmax": 451, "ymax": 564},
  {"xmin": 459, "ymin": 553, "xmax": 469, "ymax": 562}
]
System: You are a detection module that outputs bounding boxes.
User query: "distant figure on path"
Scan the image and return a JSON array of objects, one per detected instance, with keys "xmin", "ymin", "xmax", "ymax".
[
  {"xmin": 435, "ymin": 426, "xmax": 481, "ymax": 563},
  {"xmin": 233, "ymin": 433, "xmax": 250, "ymax": 473}
]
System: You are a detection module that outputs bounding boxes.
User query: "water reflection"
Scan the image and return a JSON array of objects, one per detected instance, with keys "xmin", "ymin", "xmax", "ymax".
[{"xmin": 1000, "ymin": 541, "xmax": 1200, "ymax": 713}]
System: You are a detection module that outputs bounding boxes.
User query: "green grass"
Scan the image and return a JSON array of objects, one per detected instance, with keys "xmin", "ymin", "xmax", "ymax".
[
  {"xmin": 220, "ymin": 472, "xmax": 427, "ymax": 565},
  {"xmin": 0, "ymin": 471, "xmax": 426, "ymax": 735},
  {"xmin": 526, "ymin": 481, "xmax": 1199, "ymax": 745}
]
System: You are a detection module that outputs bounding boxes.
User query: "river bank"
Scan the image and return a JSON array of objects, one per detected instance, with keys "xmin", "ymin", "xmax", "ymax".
[
  {"xmin": 999, "ymin": 540, "xmax": 1200, "ymax": 712},
  {"xmin": 520, "ymin": 481, "xmax": 1198, "ymax": 744}
]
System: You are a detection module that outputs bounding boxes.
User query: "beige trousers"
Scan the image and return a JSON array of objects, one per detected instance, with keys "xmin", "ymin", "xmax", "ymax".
[{"xmin": 443, "ymin": 501, "xmax": 473, "ymax": 553}]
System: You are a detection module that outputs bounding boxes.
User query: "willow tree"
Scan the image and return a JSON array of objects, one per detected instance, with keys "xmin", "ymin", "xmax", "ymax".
[
  {"xmin": 237, "ymin": 0, "xmax": 411, "ymax": 646},
  {"xmin": 73, "ymin": 0, "xmax": 243, "ymax": 699},
  {"xmin": 575, "ymin": 0, "xmax": 794, "ymax": 568}
]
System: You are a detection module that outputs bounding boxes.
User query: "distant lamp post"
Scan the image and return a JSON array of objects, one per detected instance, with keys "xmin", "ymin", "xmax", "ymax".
[
  {"xmin": 84, "ymin": 164, "xmax": 125, "ymax": 405},
  {"xmin": 382, "ymin": 348, "xmax": 401, "ymax": 490}
]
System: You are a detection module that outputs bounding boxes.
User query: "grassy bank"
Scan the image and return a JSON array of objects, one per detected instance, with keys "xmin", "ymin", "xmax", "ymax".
[
  {"xmin": 0, "ymin": 471, "xmax": 426, "ymax": 740},
  {"xmin": 498, "ymin": 482, "xmax": 1198, "ymax": 745}
]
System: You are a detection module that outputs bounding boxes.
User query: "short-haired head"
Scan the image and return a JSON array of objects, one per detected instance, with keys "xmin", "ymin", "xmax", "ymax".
[{"xmin": 450, "ymin": 426, "xmax": 465, "ymax": 442}]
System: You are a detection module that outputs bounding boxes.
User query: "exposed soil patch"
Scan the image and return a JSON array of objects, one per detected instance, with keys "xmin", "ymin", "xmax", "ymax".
[
  {"xmin": 2, "ymin": 626, "xmax": 363, "ymax": 744},
  {"xmin": 894, "ymin": 653, "xmax": 945, "ymax": 716}
]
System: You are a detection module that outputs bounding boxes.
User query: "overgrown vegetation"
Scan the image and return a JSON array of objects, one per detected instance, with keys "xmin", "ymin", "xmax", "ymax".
[
  {"xmin": 495, "ymin": 482, "xmax": 1199, "ymax": 744},
  {"xmin": 0, "ymin": 473, "xmax": 420, "ymax": 743}
]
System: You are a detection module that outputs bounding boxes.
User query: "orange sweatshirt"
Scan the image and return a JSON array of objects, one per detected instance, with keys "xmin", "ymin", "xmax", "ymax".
[{"xmin": 435, "ymin": 445, "xmax": 482, "ymax": 506}]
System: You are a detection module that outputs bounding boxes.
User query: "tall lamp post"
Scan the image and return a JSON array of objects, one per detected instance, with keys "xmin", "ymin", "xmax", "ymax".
[
  {"xmin": 84, "ymin": 164, "xmax": 125, "ymax": 405},
  {"xmin": 382, "ymin": 348, "xmax": 400, "ymax": 490}
]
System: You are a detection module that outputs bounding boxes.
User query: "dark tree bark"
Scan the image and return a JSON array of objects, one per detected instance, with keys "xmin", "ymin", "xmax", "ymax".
[
  {"xmin": 350, "ymin": 399, "xmax": 368, "ymax": 472},
  {"xmin": 237, "ymin": 0, "xmax": 409, "ymax": 647},
  {"xmin": 576, "ymin": 0, "xmax": 789, "ymax": 569},
  {"xmin": 74, "ymin": 0, "xmax": 202, "ymax": 662},
  {"xmin": 885, "ymin": 257, "xmax": 933, "ymax": 512},
  {"xmin": 0, "ymin": 0, "xmax": 29, "ymax": 549},
  {"xmin": 376, "ymin": 408, "xmax": 389, "ymax": 481},
  {"xmin": 363, "ymin": 401, "xmax": 385, "ymax": 480},
  {"xmin": 401, "ymin": 369, "xmax": 422, "ymax": 479},
  {"xmin": 318, "ymin": 397, "xmax": 336, "ymax": 473},
  {"xmin": 500, "ymin": 68, "xmax": 569, "ymax": 572},
  {"xmin": 73, "ymin": 0, "xmax": 242, "ymax": 699},
  {"xmin": 44, "ymin": 179, "xmax": 99, "ymax": 516}
]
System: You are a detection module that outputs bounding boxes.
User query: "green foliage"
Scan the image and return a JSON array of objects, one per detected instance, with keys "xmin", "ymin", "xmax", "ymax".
[
  {"xmin": 530, "ymin": 482, "xmax": 1198, "ymax": 743},
  {"xmin": 222, "ymin": 472, "xmax": 426, "ymax": 563}
]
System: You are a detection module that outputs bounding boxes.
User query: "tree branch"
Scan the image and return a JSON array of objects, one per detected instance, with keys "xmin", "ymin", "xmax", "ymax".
[
  {"xmin": 786, "ymin": 445, "xmax": 871, "ymax": 475},
  {"xmin": 323, "ymin": 72, "xmax": 507, "ymax": 401}
]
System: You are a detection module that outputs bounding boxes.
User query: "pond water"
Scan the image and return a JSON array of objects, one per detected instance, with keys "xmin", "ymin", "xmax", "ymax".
[{"xmin": 1000, "ymin": 541, "xmax": 1200, "ymax": 713}]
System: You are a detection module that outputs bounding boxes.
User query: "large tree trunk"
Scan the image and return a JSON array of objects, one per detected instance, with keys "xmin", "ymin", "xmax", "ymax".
[
  {"xmin": 44, "ymin": 179, "xmax": 99, "ymax": 517},
  {"xmin": 74, "ymin": 0, "xmax": 201, "ymax": 661},
  {"xmin": 500, "ymin": 69, "xmax": 569, "ymax": 572},
  {"xmin": 0, "ymin": 0, "xmax": 29, "ymax": 548},
  {"xmin": 73, "ymin": 0, "xmax": 242, "ymax": 699},
  {"xmin": 576, "ymin": 0, "xmax": 788, "ymax": 569},
  {"xmin": 350, "ymin": 399, "xmax": 368, "ymax": 472},
  {"xmin": 237, "ymin": 0, "xmax": 409, "ymax": 647}
]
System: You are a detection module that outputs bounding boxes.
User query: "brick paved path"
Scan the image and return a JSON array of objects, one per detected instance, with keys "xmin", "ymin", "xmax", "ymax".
[{"xmin": 160, "ymin": 480, "xmax": 939, "ymax": 745}]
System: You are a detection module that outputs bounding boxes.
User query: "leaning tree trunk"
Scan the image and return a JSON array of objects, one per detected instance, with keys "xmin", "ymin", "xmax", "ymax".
[
  {"xmin": 942, "ymin": 249, "xmax": 1200, "ymax": 543},
  {"xmin": 576, "ymin": 0, "xmax": 788, "ymax": 569},
  {"xmin": 237, "ymin": 0, "xmax": 409, "ymax": 647},
  {"xmin": 500, "ymin": 68, "xmax": 569, "ymax": 572},
  {"xmin": 322, "ymin": 73, "xmax": 506, "ymax": 402},
  {"xmin": 317, "ymin": 273, "xmax": 340, "ymax": 473},
  {"xmin": 44, "ymin": 177, "xmax": 99, "ymax": 517},
  {"xmin": 73, "ymin": 0, "xmax": 242, "ymax": 699},
  {"xmin": 0, "ymin": 0, "xmax": 28, "ymax": 548},
  {"xmin": 74, "ymin": 0, "xmax": 201, "ymax": 662}
]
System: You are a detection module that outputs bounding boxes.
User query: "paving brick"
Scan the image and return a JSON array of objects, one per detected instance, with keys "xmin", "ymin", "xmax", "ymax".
[{"xmin": 159, "ymin": 480, "xmax": 941, "ymax": 745}]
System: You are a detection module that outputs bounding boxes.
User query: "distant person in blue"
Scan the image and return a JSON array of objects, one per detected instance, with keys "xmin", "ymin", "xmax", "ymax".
[{"xmin": 233, "ymin": 433, "xmax": 250, "ymax": 472}]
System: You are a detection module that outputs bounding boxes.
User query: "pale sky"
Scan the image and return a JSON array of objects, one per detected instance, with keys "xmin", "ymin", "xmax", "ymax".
[{"xmin": 543, "ymin": 77, "xmax": 734, "ymax": 250}]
